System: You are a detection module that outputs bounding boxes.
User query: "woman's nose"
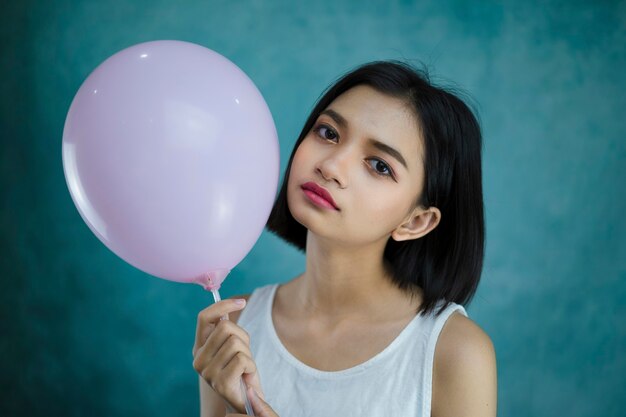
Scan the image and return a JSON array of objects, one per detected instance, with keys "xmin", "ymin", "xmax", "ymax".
[{"xmin": 316, "ymin": 150, "xmax": 349, "ymax": 189}]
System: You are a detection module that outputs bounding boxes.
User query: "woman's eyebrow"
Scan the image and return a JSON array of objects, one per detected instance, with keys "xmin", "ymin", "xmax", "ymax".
[
  {"xmin": 367, "ymin": 138, "xmax": 408, "ymax": 170},
  {"xmin": 320, "ymin": 109, "xmax": 347, "ymax": 128},
  {"xmin": 320, "ymin": 108, "xmax": 408, "ymax": 170}
]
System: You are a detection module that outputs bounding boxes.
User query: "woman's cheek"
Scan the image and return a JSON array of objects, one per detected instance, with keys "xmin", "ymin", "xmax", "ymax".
[{"xmin": 367, "ymin": 194, "xmax": 408, "ymax": 230}]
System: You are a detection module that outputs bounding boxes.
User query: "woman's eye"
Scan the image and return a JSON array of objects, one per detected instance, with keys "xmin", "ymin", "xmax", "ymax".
[
  {"xmin": 367, "ymin": 159, "xmax": 393, "ymax": 178},
  {"xmin": 314, "ymin": 124, "xmax": 338, "ymax": 141}
]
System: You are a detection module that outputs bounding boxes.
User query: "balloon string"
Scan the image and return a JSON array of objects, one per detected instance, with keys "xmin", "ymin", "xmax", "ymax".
[{"xmin": 211, "ymin": 288, "xmax": 255, "ymax": 416}]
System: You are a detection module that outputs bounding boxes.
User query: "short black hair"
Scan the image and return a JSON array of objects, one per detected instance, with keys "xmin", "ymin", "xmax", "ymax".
[{"xmin": 266, "ymin": 60, "xmax": 485, "ymax": 317}]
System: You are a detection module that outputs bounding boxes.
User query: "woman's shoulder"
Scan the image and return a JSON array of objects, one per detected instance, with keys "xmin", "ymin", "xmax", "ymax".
[
  {"xmin": 432, "ymin": 311, "xmax": 497, "ymax": 416},
  {"xmin": 435, "ymin": 311, "xmax": 495, "ymax": 366}
]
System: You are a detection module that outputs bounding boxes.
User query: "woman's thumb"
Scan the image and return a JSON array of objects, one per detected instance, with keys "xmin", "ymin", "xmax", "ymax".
[
  {"xmin": 247, "ymin": 386, "xmax": 278, "ymax": 417},
  {"xmin": 242, "ymin": 372, "xmax": 266, "ymax": 401}
]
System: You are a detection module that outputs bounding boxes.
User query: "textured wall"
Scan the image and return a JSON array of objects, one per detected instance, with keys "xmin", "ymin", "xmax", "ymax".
[{"xmin": 1, "ymin": 1, "xmax": 625, "ymax": 416}]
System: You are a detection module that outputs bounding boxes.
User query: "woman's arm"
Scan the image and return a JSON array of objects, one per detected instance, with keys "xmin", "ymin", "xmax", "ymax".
[
  {"xmin": 199, "ymin": 375, "xmax": 227, "ymax": 417},
  {"xmin": 198, "ymin": 295, "xmax": 251, "ymax": 417},
  {"xmin": 432, "ymin": 312, "xmax": 498, "ymax": 417}
]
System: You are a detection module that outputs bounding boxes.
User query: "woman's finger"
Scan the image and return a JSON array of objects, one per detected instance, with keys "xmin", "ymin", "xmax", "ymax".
[
  {"xmin": 225, "ymin": 386, "xmax": 280, "ymax": 417},
  {"xmin": 196, "ymin": 320, "xmax": 251, "ymax": 365},
  {"xmin": 247, "ymin": 386, "xmax": 280, "ymax": 417},
  {"xmin": 218, "ymin": 351, "xmax": 258, "ymax": 411},
  {"xmin": 193, "ymin": 299, "xmax": 246, "ymax": 355},
  {"xmin": 221, "ymin": 350, "xmax": 257, "ymax": 381},
  {"xmin": 194, "ymin": 334, "xmax": 256, "ymax": 404},
  {"xmin": 210, "ymin": 319, "xmax": 251, "ymax": 348},
  {"xmin": 200, "ymin": 347, "xmax": 256, "ymax": 411},
  {"xmin": 198, "ymin": 333, "xmax": 251, "ymax": 378}
]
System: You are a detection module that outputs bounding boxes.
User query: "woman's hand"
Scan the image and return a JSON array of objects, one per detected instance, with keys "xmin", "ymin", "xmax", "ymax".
[
  {"xmin": 226, "ymin": 386, "xmax": 280, "ymax": 417},
  {"xmin": 192, "ymin": 298, "xmax": 266, "ymax": 413}
]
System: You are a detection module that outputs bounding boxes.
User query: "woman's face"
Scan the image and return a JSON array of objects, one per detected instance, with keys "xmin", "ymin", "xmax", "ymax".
[{"xmin": 287, "ymin": 85, "xmax": 427, "ymax": 246}]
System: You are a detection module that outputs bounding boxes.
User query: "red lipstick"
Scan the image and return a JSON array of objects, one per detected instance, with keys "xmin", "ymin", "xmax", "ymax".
[{"xmin": 301, "ymin": 182, "xmax": 339, "ymax": 210}]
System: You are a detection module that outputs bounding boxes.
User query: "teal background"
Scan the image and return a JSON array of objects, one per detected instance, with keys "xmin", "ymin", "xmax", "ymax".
[{"xmin": 1, "ymin": 1, "xmax": 625, "ymax": 416}]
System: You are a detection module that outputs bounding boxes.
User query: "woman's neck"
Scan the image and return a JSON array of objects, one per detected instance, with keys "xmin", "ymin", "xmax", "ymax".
[{"xmin": 291, "ymin": 232, "xmax": 419, "ymax": 323}]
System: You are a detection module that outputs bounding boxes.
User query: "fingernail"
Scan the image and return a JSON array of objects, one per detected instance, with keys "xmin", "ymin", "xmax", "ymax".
[{"xmin": 234, "ymin": 298, "xmax": 246, "ymax": 306}]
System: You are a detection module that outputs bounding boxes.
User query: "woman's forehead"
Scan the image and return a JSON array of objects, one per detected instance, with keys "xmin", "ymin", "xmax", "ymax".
[
  {"xmin": 326, "ymin": 86, "xmax": 418, "ymax": 132},
  {"xmin": 321, "ymin": 85, "xmax": 424, "ymax": 164}
]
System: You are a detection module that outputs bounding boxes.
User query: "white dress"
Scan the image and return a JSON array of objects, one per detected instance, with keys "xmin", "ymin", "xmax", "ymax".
[{"xmin": 237, "ymin": 283, "xmax": 468, "ymax": 417}]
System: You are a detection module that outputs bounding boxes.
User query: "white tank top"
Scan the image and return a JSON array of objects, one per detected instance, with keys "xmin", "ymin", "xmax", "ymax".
[{"xmin": 237, "ymin": 283, "xmax": 468, "ymax": 417}]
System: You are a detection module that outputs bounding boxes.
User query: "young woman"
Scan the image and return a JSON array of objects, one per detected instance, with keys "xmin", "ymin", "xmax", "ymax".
[{"xmin": 192, "ymin": 61, "xmax": 497, "ymax": 417}]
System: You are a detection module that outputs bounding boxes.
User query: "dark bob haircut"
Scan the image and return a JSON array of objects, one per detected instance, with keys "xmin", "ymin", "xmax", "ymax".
[{"xmin": 266, "ymin": 60, "xmax": 484, "ymax": 317}]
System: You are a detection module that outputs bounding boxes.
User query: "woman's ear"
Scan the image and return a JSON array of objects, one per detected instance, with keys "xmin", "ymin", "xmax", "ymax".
[{"xmin": 391, "ymin": 206, "xmax": 441, "ymax": 242}]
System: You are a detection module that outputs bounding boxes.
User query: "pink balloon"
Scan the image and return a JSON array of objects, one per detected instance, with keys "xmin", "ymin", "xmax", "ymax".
[{"xmin": 62, "ymin": 40, "xmax": 279, "ymax": 290}]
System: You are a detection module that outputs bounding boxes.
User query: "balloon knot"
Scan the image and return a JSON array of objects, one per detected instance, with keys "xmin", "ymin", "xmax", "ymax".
[{"xmin": 195, "ymin": 269, "xmax": 230, "ymax": 291}]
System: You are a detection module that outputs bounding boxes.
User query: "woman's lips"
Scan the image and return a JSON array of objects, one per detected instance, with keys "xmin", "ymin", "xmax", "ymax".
[{"xmin": 301, "ymin": 182, "xmax": 339, "ymax": 210}]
